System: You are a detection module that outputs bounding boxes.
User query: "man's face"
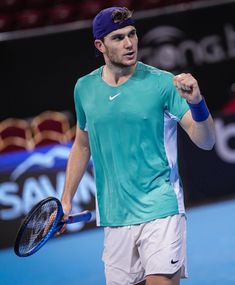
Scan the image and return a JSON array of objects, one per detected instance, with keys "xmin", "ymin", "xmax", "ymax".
[{"xmin": 100, "ymin": 25, "xmax": 138, "ymax": 67}]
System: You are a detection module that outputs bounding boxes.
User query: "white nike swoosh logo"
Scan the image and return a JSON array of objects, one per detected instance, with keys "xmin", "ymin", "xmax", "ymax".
[{"xmin": 109, "ymin": 93, "xmax": 121, "ymax": 101}]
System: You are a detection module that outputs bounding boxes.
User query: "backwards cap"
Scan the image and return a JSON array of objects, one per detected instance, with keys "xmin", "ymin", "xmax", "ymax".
[{"xmin": 92, "ymin": 7, "xmax": 135, "ymax": 40}]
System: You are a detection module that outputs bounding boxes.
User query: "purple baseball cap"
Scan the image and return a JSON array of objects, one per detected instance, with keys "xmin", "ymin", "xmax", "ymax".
[{"xmin": 92, "ymin": 7, "xmax": 135, "ymax": 40}]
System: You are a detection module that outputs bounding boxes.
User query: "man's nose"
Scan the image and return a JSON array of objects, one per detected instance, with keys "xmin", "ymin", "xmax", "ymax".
[{"xmin": 123, "ymin": 36, "xmax": 132, "ymax": 48}]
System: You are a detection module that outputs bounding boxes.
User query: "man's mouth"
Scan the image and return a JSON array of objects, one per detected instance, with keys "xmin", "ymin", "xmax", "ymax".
[{"xmin": 124, "ymin": 51, "xmax": 135, "ymax": 58}]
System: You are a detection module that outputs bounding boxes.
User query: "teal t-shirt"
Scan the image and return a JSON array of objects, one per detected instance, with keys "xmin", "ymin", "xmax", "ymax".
[{"xmin": 74, "ymin": 62, "xmax": 189, "ymax": 226}]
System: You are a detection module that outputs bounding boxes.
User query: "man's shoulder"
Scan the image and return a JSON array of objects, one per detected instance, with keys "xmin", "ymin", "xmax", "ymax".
[
  {"xmin": 137, "ymin": 62, "xmax": 173, "ymax": 79},
  {"xmin": 76, "ymin": 67, "xmax": 102, "ymax": 87}
]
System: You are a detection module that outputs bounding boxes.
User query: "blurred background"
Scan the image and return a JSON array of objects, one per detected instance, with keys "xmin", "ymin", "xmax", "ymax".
[{"xmin": 0, "ymin": 0, "xmax": 235, "ymax": 284}]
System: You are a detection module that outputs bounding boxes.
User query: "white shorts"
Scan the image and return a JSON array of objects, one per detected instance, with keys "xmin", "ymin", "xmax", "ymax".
[{"xmin": 102, "ymin": 214, "xmax": 187, "ymax": 285}]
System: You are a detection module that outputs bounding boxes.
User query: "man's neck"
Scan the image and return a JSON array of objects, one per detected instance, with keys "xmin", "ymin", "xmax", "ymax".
[{"xmin": 102, "ymin": 62, "xmax": 137, "ymax": 86}]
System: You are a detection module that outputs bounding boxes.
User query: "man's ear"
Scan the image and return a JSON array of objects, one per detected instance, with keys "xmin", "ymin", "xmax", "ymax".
[{"xmin": 94, "ymin": 39, "xmax": 105, "ymax": 54}]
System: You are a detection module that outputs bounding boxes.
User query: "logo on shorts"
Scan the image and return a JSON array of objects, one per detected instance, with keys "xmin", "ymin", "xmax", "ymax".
[{"xmin": 171, "ymin": 259, "xmax": 179, "ymax": 264}]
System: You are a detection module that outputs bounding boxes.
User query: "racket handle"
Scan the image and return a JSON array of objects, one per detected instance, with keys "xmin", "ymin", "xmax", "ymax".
[{"xmin": 66, "ymin": 210, "xmax": 92, "ymax": 224}]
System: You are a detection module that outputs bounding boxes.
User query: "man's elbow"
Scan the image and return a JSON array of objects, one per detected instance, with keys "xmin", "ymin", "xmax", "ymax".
[
  {"xmin": 198, "ymin": 138, "xmax": 216, "ymax": 151},
  {"xmin": 201, "ymin": 144, "xmax": 214, "ymax": 151}
]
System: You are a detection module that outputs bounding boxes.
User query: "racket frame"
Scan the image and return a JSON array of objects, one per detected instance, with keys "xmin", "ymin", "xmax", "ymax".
[{"xmin": 14, "ymin": 197, "xmax": 63, "ymax": 257}]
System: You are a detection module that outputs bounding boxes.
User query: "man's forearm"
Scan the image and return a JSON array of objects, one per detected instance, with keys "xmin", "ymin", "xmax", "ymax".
[
  {"xmin": 189, "ymin": 114, "xmax": 215, "ymax": 150},
  {"xmin": 61, "ymin": 141, "xmax": 91, "ymax": 205}
]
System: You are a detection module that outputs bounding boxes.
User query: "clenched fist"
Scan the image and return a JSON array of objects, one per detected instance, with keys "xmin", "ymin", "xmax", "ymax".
[{"xmin": 173, "ymin": 73, "xmax": 202, "ymax": 104}]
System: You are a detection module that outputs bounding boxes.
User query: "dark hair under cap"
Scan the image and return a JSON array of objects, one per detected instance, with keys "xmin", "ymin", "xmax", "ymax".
[{"xmin": 92, "ymin": 7, "xmax": 135, "ymax": 40}]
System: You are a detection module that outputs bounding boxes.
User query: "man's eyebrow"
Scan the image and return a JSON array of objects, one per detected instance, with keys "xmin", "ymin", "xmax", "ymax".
[
  {"xmin": 129, "ymin": 28, "xmax": 136, "ymax": 34},
  {"xmin": 110, "ymin": 28, "xmax": 136, "ymax": 38},
  {"xmin": 110, "ymin": 33, "xmax": 125, "ymax": 38}
]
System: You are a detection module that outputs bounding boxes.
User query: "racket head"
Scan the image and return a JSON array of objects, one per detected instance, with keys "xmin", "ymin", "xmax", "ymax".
[{"xmin": 14, "ymin": 197, "xmax": 63, "ymax": 257}]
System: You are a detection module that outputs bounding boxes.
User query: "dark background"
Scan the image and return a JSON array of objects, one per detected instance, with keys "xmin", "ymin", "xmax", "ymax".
[{"xmin": 1, "ymin": 1, "xmax": 235, "ymax": 121}]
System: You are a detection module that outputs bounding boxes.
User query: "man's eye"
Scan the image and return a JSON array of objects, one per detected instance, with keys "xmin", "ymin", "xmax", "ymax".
[
  {"xmin": 113, "ymin": 36, "xmax": 124, "ymax": 41},
  {"xmin": 129, "ymin": 31, "xmax": 136, "ymax": 37}
]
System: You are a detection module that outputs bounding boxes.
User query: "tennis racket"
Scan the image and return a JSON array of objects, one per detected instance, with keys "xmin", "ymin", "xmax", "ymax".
[{"xmin": 14, "ymin": 196, "xmax": 92, "ymax": 257}]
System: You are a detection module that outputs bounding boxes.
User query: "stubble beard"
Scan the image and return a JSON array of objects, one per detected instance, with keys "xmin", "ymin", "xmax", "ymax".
[{"xmin": 107, "ymin": 52, "xmax": 137, "ymax": 69}]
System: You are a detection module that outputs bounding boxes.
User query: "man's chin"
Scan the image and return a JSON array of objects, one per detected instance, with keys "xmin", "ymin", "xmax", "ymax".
[{"xmin": 119, "ymin": 58, "xmax": 137, "ymax": 68}]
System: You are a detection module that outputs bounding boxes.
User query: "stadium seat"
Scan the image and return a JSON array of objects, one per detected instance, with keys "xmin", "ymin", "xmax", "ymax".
[
  {"xmin": 16, "ymin": 9, "xmax": 46, "ymax": 29},
  {"xmin": 66, "ymin": 125, "xmax": 76, "ymax": 142},
  {"xmin": 0, "ymin": 137, "xmax": 32, "ymax": 153},
  {"xmin": 135, "ymin": 0, "xmax": 165, "ymax": 11},
  {"xmin": 0, "ymin": 137, "xmax": 3, "ymax": 151},
  {"xmin": 24, "ymin": 0, "xmax": 50, "ymax": 9},
  {"xmin": 53, "ymin": 0, "xmax": 76, "ymax": 4},
  {"xmin": 105, "ymin": 0, "xmax": 134, "ymax": 11},
  {"xmin": 33, "ymin": 131, "xmax": 65, "ymax": 147},
  {"xmin": 0, "ymin": 118, "xmax": 32, "ymax": 140},
  {"xmin": 0, "ymin": 0, "xmax": 22, "ymax": 12},
  {"xmin": 0, "ymin": 118, "xmax": 34, "ymax": 151},
  {"xmin": 31, "ymin": 111, "xmax": 70, "ymax": 134},
  {"xmin": 78, "ymin": 0, "xmax": 104, "ymax": 20},
  {"xmin": 48, "ymin": 4, "xmax": 78, "ymax": 25},
  {"xmin": 0, "ymin": 14, "xmax": 15, "ymax": 32},
  {"xmin": 31, "ymin": 111, "xmax": 70, "ymax": 146}
]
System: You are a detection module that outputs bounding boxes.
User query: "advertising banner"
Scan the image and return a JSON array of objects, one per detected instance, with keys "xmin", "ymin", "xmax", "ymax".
[
  {"xmin": 136, "ymin": 1, "xmax": 235, "ymax": 112},
  {"xmin": 0, "ymin": 143, "xmax": 96, "ymax": 249},
  {"xmin": 178, "ymin": 112, "xmax": 235, "ymax": 205}
]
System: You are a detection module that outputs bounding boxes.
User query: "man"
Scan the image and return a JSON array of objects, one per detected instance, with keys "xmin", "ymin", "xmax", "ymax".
[{"xmin": 60, "ymin": 7, "xmax": 215, "ymax": 285}]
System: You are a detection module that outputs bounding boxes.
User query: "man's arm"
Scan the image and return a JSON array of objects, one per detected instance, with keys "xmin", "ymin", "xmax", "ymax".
[
  {"xmin": 179, "ymin": 110, "xmax": 215, "ymax": 150},
  {"xmin": 61, "ymin": 125, "xmax": 91, "ymax": 218},
  {"xmin": 173, "ymin": 73, "xmax": 216, "ymax": 150}
]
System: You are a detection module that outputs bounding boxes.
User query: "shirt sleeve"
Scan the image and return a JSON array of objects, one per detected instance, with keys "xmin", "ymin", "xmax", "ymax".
[
  {"xmin": 163, "ymin": 74, "xmax": 189, "ymax": 121},
  {"xmin": 74, "ymin": 80, "xmax": 87, "ymax": 130}
]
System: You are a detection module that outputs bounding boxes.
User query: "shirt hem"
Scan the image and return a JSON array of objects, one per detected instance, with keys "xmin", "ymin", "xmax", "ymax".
[{"xmin": 98, "ymin": 210, "xmax": 182, "ymax": 227}]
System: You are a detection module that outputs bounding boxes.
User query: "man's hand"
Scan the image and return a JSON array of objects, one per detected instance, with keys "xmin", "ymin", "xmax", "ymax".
[
  {"xmin": 173, "ymin": 73, "xmax": 202, "ymax": 104},
  {"xmin": 56, "ymin": 201, "xmax": 72, "ymax": 235}
]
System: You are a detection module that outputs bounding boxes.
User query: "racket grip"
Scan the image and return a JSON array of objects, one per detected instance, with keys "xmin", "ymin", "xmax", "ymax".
[{"xmin": 66, "ymin": 211, "xmax": 92, "ymax": 224}]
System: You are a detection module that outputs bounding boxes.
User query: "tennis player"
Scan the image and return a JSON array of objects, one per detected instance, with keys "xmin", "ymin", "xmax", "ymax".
[{"xmin": 60, "ymin": 7, "xmax": 215, "ymax": 285}]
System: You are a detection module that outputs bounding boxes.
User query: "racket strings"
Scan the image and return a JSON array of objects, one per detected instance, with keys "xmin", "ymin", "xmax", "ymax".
[{"xmin": 18, "ymin": 200, "xmax": 58, "ymax": 255}]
